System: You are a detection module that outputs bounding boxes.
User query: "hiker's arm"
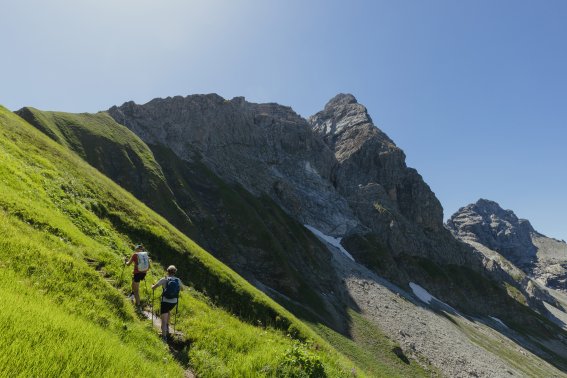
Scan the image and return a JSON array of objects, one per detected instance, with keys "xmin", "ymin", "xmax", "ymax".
[
  {"xmin": 125, "ymin": 255, "xmax": 133, "ymax": 266},
  {"xmin": 152, "ymin": 278, "xmax": 165, "ymax": 290}
]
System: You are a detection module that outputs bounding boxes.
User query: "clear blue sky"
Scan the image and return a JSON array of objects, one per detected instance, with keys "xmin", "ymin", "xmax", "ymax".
[{"xmin": 2, "ymin": 0, "xmax": 566, "ymax": 241}]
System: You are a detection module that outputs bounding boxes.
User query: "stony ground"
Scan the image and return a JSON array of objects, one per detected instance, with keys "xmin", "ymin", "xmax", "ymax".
[{"xmin": 327, "ymin": 245, "xmax": 567, "ymax": 378}]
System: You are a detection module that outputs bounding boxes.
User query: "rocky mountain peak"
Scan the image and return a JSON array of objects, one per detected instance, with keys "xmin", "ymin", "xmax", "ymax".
[
  {"xmin": 447, "ymin": 199, "xmax": 537, "ymax": 268},
  {"xmin": 324, "ymin": 93, "xmax": 358, "ymax": 108},
  {"xmin": 448, "ymin": 199, "xmax": 567, "ymax": 292},
  {"xmin": 471, "ymin": 199, "xmax": 524, "ymax": 222},
  {"xmin": 308, "ymin": 94, "xmax": 444, "ymax": 233},
  {"xmin": 449, "ymin": 199, "xmax": 535, "ymax": 235},
  {"xmin": 308, "ymin": 93, "xmax": 388, "ymax": 150}
]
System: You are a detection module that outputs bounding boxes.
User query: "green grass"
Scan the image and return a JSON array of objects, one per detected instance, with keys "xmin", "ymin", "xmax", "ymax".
[
  {"xmin": 504, "ymin": 282, "xmax": 528, "ymax": 306},
  {"xmin": 16, "ymin": 108, "xmax": 160, "ymax": 170},
  {"xmin": 0, "ymin": 268, "xmax": 181, "ymax": 377},
  {"xmin": 17, "ymin": 107, "xmax": 195, "ymax": 236},
  {"xmin": 0, "ymin": 105, "xmax": 366, "ymax": 376},
  {"xmin": 177, "ymin": 292, "xmax": 346, "ymax": 377}
]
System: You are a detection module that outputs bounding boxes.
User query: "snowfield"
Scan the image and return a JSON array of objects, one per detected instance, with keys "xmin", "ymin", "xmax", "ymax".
[
  {"xmin": 304, "ymin": 225, "xmax": 355, "ymax": 261},
  {"xmin": 489, "ymin": 316, "xmax": 508, "ymax": 329},
  {"xmin": 409, "ymin": 282, "xmax": 435, "ymax": 304}
]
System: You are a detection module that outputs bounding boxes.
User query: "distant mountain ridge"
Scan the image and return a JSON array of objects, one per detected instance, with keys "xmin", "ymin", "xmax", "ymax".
[{"xmin": 447, "ymin": 199, "xmax": 567, "ymax": 292}]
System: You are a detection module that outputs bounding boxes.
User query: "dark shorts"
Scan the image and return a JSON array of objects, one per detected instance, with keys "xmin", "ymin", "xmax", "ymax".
[
  {"xmin": 160, "ymin": 301, "xmax": 177, "ymax": 315},
  {"xmin": 133, "ymin": 272, "xmax": 147, "ymax": 282}
]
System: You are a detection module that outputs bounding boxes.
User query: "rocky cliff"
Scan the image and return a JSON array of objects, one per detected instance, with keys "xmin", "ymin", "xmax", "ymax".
[
  {"xmin": 109, "ymin": 95, "xmax": 359, "ymax": 236},
  {"xmin": 108, "ymin": 94, "xmax": 457, "ymax": 263},
  {"xmin": 308, "ymin": 94, "xmax": 456, "ymax": 265},
  {"xmin": 447, "ymin": 199, "xmax": 567, "ymax": 292},
  {"xmin": 309, "ymin": 94, "xmax": 443, "ymax": 233}
]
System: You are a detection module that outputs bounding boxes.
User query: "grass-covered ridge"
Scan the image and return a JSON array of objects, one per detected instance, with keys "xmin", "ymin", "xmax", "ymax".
[
  {"xmin": 0, "ymin": 106, "xmax": 364, "ymax": 376},
  {"xmin": 16, "ymin": 107, "xmax": 194, "ymax": 235}
]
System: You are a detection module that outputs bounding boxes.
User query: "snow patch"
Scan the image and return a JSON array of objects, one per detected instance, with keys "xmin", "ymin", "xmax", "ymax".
[
  {"xmin": 409, "ymin": 282, "xmax": 435, "ymax": 304},
  {"xmin": 409, "ymin": 282, "xmax": 459, "ymax": 313},
  {"xmin": 489, "ymin": 316, "xmax": 508, "ymax": 329},
  {"xmin": 304, "ymin": 161, "xmax": 319, "ymax": 176},
  {"xmin": 542, "ymin": 301, "xmax": 567, "ymax": 331},
  {"xmin": 304, "ymin": 225, "xmax": 355, "ymax": 262}
]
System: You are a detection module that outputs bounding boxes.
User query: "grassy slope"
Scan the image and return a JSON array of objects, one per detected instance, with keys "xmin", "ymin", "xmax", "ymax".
[
  {"xmin": 149, "ymin": 143, "xmax": 341, "ymax": 322},
  {"xmin": 16, "ymin": 107, "xmax": 194, "ymax": 235},
  {"xmin": 0, "ymin": 106, "xmax": 363, "ymax": 377},
  {"xmin": 20, "ymin": 107, "xmax": 347, "ymax": 330}
]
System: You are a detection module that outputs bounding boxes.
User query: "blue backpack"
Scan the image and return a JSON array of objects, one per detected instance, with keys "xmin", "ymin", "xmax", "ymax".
[{"xmin": 163, "ymin": 277, "xmax": 180, "ymax": 299}]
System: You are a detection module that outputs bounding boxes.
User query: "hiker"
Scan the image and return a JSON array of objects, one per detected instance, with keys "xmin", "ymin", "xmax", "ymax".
[
  {"xmin": 125, "ymin": 244, "xmax": 150, "ymax": 307},
  {"xmin": 152, "ymin": 265, "xmax": 181, "ymax": 341}
]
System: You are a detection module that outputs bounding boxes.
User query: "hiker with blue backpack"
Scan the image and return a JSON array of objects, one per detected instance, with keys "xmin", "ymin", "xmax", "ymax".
[
  {"xmin": 125, "ymin": 244, "xmax": 150, "ymax": 307},
  {"xmin": 152, "ymin": 265, "xmax": 181, "ymax": 341}
]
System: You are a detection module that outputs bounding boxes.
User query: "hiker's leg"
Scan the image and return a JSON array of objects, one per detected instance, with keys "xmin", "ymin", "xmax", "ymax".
[
  {"xmin": 132, "ymin": 281, "xmax": 140, "ymax": 305},
  {"xmin": 161, "ymin": 312, "xmax": 169, "ymax": 338}
]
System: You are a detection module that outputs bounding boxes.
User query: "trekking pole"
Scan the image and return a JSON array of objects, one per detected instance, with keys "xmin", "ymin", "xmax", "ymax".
[
  {"xmin": 143, "ymin": 278, "xmax": 149, "ymax": 308},
  {"xmin": 149, "ymin": 267, "xmax": 156, "ymax": 322},
  {"xmin": 173, "ymin": 301, "xmax": 179, "ymax": 335},
  {"xmin": 119, "ymin": 258, "xmax": 126, "ymax": 287}
]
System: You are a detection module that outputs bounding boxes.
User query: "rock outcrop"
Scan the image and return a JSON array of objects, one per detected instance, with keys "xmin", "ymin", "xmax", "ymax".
[
  {"xmin": 309, "ymin": 93, "xmax": 443, "ymax": 233},
  {"xmin": 109, "ymin": 93, "xmax": 469, "ymax": 269},
  {"xmin": 308, "ymin": 94, "xmax": 483, "ymax": 277},
  {"xmin": 109, "ymin": 94, "xmax": 359, "ymax": 236},
  {"xmin": 447, "ymin": 199, "xmax": 567, "ymax": 292}
]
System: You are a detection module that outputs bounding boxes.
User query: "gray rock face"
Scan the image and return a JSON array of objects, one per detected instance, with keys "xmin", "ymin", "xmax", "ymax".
[
  {"xmin": 108, "ymin": 93, "xmax": 543, "ymax": 307},
  {"xmin": 109, "ymin": 93, "xmax": 452, "ymax": 263},
  {"xmin": 447, "ymin": 199, "xmax": 567, "ymax": 291},
  {"xmin": 309, "ymin": 94, "xmax": 450, "ymax": 261},
  {"xmin": 109, "ymin": 94, "xmax": 359, "ymax": 236},
  {"xmin": 108, "ymin": 93, "xmax": 500, "ymax": 270},
  {"xmin": 447, "ymin": 199, "xmax": 537, "ymax": 269},
  {"xmin": 309, "ymin": 94, "xmax": 443, "ymax": 232}
]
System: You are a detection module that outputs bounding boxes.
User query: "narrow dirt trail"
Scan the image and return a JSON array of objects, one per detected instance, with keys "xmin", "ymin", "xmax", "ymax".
[
  {"xmin": 140, "ymin": 308, "xmax": 195, "ymax": 378},
  {"xmin": 88, "ymin": 259, "xmax": 196, "ymax": 377}
]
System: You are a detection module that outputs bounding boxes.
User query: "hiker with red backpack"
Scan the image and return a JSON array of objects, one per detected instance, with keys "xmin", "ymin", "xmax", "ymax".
[
  {"xmin": 125, "ymin": 244, "xmax": 150, "ymax": 307},
  {"xmin": 152, "ymin": 265, "xmax": 181, "ymax": 341}
]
